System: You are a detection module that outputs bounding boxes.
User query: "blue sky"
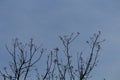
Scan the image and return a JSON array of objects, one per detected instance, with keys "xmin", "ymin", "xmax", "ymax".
[{"xmin": 0, "ymin": 0, "xmax": 120, "ymax": 80}]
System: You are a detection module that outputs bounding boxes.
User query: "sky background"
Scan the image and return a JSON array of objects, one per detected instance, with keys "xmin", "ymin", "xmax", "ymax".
[{"xmin": 0, "ymin": 0, "xmax": 120, "ymax": 80}]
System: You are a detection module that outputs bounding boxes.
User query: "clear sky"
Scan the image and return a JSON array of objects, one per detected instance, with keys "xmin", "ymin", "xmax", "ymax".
[{"xmin": 0, "ymin": 0, "xmax": 120, "ymax": 80}]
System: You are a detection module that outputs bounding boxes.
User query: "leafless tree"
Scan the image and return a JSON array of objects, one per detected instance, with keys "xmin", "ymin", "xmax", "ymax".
[{"xmin": 0, "ymin": 31, "xmax": 104, "ymax": 80}]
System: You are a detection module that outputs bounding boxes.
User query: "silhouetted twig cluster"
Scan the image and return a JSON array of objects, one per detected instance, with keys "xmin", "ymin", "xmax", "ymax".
[{"xmin": 0, "ymin": 31, "xmax": 104, "ymax": 80}]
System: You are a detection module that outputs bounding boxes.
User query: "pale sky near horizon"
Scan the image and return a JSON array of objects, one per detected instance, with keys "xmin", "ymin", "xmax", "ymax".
[{"xmin": 0, "ymin": 0, "xmax": 120, "ymax": 80}]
